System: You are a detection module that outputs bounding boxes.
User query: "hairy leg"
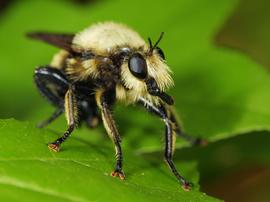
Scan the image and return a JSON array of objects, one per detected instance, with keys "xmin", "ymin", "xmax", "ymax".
[
  {"xmin": 48, "ymin": 86, "xmax": 78, "ymax": 152},
  {"xmin": 138, "ymin": 97, "xmax": 193, "ymax": 190},
  {"xmin": 37, "ymin": 108, "xmax": 64, "ymax": 128},
  {"xmin": 96, "ymin": 89, "xmax": 125, "ymax": 180},
  {"xmin": 34, "ymin": 66, "xmax": 68, "ymax": 127},
  {"xmin": 138, "ymin": 98, "xmax": 207, "ymax": 146}
]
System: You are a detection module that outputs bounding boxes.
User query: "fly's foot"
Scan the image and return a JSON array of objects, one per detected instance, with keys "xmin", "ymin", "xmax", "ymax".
[
  {"xmin": 47, "ymin": 142, "xmax": 60, "ymax": 152},
  {"xmin": 181, "ymin": 181, "xmax": 192, "ymax": 192},
  {"xmin": 37, "ymin": 122, "xmax": 45, "ymax": 128},
  {"xmin": 193, "ymin": 138, "xmax": 208, "ymax": 147},
  {"xmin": 111, "ymin": 169, "xmax": 125, "ymax": 180}
]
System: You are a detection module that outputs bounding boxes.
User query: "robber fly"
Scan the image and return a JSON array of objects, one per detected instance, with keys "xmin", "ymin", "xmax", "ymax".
[{"xmin": 28, "ymin": 22, "xmax": 206, "ymax": 191}]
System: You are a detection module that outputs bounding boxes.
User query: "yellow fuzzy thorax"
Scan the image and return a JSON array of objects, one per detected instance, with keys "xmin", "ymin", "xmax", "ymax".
[
  {"xmin": 50, "ymin": 49, "xmax": 174, "ymax": 106},
  {"xmin": 50, "ymin": 22, "xmax": 174, "ymax": 106}
]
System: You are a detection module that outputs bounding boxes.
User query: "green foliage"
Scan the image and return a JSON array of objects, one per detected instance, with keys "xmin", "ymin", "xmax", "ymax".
[
  {"xmin": 0, "ymin": 0, "xmax": 270, "ymax": 201},
  {"xmin": 0, "ymin": 119, "xmax": 218, "ymax": 202}
]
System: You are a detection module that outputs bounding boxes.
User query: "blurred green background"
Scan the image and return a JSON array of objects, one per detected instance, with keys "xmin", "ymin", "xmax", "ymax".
[{"xmin": 0, "ymin": 0, "xmax": 270, "ymax": 201}]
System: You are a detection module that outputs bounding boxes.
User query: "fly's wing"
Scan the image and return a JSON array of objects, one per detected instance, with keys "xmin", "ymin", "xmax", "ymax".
[{"xmin": 27, "ymin": 32, "xmax": 75, "ymax": 52}]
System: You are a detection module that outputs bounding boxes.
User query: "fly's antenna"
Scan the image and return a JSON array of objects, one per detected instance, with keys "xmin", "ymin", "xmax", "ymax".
[
  {"xmin": 153, "ymin": 32, "xmax": 164, "ymax": 49},
  {"xmin": 148, "ymin": 32, "xmax": 164, "ymax": 54},
  {"xmin": 148, "ymin": 37, "xmax": 153, "ymax": 50}
]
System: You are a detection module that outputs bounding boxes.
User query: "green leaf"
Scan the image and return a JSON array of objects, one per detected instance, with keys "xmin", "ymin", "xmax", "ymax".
[
  {"xmin": 141, "ymin": 131, "xmax": 270, "ymax": 201},
  {"xmin": 0, "ymin": 119, "xmax": 218, "ymax": 202}
]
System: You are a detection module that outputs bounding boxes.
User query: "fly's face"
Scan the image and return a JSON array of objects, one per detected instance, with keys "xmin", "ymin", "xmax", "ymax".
[{"xmin": 119, "ymin": 34, "xmax": 174, "ymax": 105}]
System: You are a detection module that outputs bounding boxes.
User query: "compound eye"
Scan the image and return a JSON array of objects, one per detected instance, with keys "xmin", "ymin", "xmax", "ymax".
[
  {"xmin": 156, "ymin": 47, "xmax": 165, "ymax": 60},
  {"xmin": 128, "ymin": 53, "xmax": 147, "ymax": 79}
]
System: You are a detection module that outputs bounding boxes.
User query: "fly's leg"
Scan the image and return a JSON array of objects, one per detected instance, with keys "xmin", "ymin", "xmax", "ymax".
[
  {"xmin": 168, "ymin": 108, "xmax": 208, "ymax": 146},
  {"xmin": 48, "ymin": 86, "xmax": 78, "ymax": 152},
  {"xmin": 34, "ymin": 66, "xmax": 68, "ymax": 128},
  {"xmin": 34, "ymin": 66, "xmax": 78, "ymax": 152},
  {"xmin": 138, "ymin": 97, "xmax": 193, "ymax": 191},
  {"xmin": 138, "ymin": 98, "xmax": 207, "ymax": 146},
  {"xmin": 164, "ymin": 117, "xmax": 192, "ymax": 191},
  {"xmin": 96, "ymin": 90, "xmax": 125, "ymax": 180},
  {"xmin": 37, "ymin": 108, "xmax": 64, "ymax": 128}
]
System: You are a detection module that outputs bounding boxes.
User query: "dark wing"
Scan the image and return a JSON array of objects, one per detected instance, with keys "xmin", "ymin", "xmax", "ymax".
[{"xmin": 27, "ymin": 32, "xmax": 75, "ymax": 52}]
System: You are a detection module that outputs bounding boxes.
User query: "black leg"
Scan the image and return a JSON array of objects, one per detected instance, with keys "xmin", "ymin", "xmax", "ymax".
[
  {"xmin": 96, "ymin": 89, "xmax": 125, "ymax": 180},
  {"xmin": 34, "ymin": 66, "xmax": 68, "ymax": 128},
  {"xmin": 164, "ymin": 118, "xmax": 192, "ymax": 191},
  {"xmin": 169, "ymin": 108, "xmax": 208, "ymax": 146},
  {"xmin": 37, "ymin": 108, "xmax": 64, "ymax": 128},
  {"xmin": 138, "ymin": 97, "xmax": 192, "ymax": 190},
  {"xmin": 138, "ymin": 98, "xmax": 206, "ymax": 146},
  {"xmin": 48, "ymin": 86, "xmax": 78, "ymax": 152},
  {"xmin": 34, "ymin": 66, "xmax": 69, "ymax": 107}
]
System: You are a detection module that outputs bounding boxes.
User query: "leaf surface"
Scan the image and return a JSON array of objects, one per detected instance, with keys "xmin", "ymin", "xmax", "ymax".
[{"xmin": 0, "ymin": 119, "xmax": 218, "ymax": 202}]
